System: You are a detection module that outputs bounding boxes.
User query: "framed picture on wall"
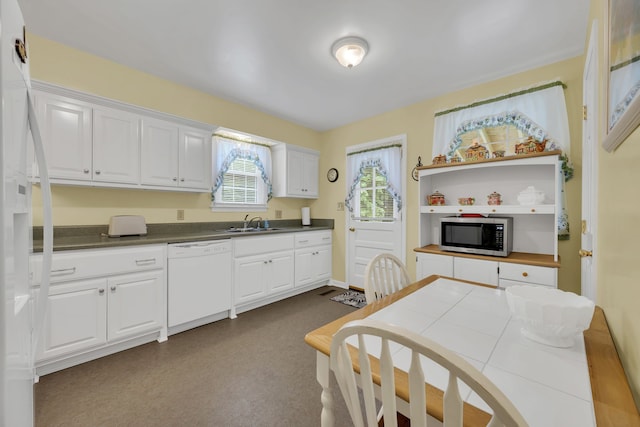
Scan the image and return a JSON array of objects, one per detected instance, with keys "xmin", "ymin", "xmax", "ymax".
[{"xmin": 603, "ymin": 0, "xmax": 640, "ymax": 152}]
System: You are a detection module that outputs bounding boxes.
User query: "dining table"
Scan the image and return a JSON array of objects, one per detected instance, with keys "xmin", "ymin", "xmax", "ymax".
[{"xmin": 304, "ymin": 275, "xmax": 640, "ymax": 427}]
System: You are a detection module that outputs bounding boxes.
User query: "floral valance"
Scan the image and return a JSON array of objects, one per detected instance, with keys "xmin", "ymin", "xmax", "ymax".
[
  {"xmin": 345, "ymin": 144, "xmax": 402, "ymax": 214},
  {"xmin": 433, "ymin": 81, "xmax": 571, "ymax": 160},
  {"xmin": 211, "ymin": 137, "xmax": 272, "ymax": 202}
]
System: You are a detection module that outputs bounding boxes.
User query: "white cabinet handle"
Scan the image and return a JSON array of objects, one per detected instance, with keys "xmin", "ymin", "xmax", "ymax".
[
  {"xmin": 99, "ymin": 289, "xmax": 105, "ymax": 295},
  {"xmin": 298, "ymin": 240, "xmax": 309, "ymax": 243},
  {"xmin": 50, "ymin": 267, "xmax": 76, "ymax": 276},
  {"xmin": 111, "ymin": 286, "xmax": 116, "ymax": 292},
  {"xmin": 83, "ymin": 169, "xmax": 90, "ymax": 174},
  {"xmin": 135, "ymin": 258, "xmax": 156, "ymax": 266},
  {"xmin": 180, "ymin": 178, "xmax": 185, "ymax": 182},
  {"xmin": 95, "ymin": 170, "xmax": 101, "ymax": 175},
  {"xmin": 173, "ymin": 177, "xmax": 178, "ymax": 181}
]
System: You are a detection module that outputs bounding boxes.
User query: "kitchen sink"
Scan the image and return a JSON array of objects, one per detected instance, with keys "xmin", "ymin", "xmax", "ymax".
[{"xmin": 224, "ymin": 227, "xmax": 282, "ymax": 233}]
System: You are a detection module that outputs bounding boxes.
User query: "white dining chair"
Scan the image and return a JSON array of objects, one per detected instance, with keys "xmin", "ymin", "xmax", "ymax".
[
  {"xmin": 330, "ymin": 319, "xmax": 529, "ymax": 427},
  {"xmin": 363, "ymin": 253, "xmax": 411, "ymax": 304}
]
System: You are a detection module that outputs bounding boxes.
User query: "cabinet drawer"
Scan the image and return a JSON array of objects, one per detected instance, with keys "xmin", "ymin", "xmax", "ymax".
[
  {"xmin": 295, "ymin": 231, "xmax": 332, "ymax": 248},
  {"xmin": 499, "ymin": 278, "xmax": 556, "ymax": 289},
  {"xmin": 499, "ymin": 262, "xmax": 556, "ymax": 287},
  {"xmin": 233, "ymin": 234, "xmax": 294, "ymax": 257},
  {"xmin": 31, "ymin": 245, "xmax": 166, "ymax": 285}
]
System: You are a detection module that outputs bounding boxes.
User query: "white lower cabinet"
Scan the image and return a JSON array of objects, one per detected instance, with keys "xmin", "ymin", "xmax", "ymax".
[
  {"xmin": 294, "ymin": 231, "xmax": 332, "ymax": 288},
  {"xmin": 415, "ymin": 251, "xmax": 557, "ymax": 288},
  {"xmin": 416, "ymin": 252, "xmax": 453, "ymax": 279},
  {"xmin": 106, "ymin": 270, "xmax": 164, "ymax": 341},
  {"xmin": 234, "ymin": 235, "xmax": 295, "ymax": 306},
  {"xmin": 454, "ymin": 257, "xmax": 499, "ymax": 285},
  {"xmin": 31, "ymin": 245, "xmax": 166, "ymax": 372},
  {"xmin": 38, "ymin": 278, "xmax": 107, "ymax": 361}
]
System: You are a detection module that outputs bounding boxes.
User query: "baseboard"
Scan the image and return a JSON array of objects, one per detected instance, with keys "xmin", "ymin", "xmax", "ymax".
[
  {"xmin": 349, "ymin": 285, "xmax": 364, "ymax": 292},
  {"xmin": 329, "ymin": 278, "xmax": 348, "ymax": 289}
]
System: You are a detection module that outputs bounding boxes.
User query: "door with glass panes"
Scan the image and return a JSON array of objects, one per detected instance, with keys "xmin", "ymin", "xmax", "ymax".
[{"xmin": 346, "ymin": 136, "xmax": 405, "ymax": 289}]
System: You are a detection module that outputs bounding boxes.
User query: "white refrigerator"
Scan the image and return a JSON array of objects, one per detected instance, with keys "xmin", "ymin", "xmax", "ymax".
[{"xmin": 0, "ymin": 0, "xmax": 53, "ymax": 424}]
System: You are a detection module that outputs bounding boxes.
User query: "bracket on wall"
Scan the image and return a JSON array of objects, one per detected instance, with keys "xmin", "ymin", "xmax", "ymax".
[{"xmin": 411, "ymin": 156, "xmax": 422, "ymax": 181}]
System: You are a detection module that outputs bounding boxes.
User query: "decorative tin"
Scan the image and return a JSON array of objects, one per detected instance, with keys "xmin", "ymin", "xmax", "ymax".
[
  {"xmin": 427, "ymin": 191, "xmax": 446, "ymax": 206},
  {"xmin": 432, "ymin": 155, "xmax": 447, "ymax": 165},
  {"xmin": 487, "ymin": 191, "xmax": 502, "ymax": 205},
  {"xmin": 458, "ymin": 197, "xmax": 475, "ymax": 206}
]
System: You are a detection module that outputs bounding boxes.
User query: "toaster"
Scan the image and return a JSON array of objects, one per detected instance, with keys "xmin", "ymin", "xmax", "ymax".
[{"xmin": 108, "ymin": 215, "xmax": 147, "ymax": 237}]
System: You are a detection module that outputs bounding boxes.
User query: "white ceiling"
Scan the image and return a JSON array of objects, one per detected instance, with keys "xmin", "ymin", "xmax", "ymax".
[{"xmin": 18, "ymin": 0, "xmax": 590, "ymax": 131}]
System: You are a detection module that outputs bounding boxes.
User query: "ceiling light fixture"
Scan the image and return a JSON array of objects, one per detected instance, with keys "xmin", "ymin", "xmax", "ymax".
[{"xmin": 331, "ymin": 36, "xmax": 369, "ymax": 69}]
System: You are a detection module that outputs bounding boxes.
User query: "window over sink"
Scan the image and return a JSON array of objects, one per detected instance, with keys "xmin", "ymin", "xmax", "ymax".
[{"xmin": 211, "ymin": 128, "xmax": 275, "ymax": 212}]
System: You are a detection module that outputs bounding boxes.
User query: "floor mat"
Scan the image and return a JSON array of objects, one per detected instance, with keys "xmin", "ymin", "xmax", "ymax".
[{"xmin": 330, "ymin": 289, "xmax": 367, "ymax": 309}]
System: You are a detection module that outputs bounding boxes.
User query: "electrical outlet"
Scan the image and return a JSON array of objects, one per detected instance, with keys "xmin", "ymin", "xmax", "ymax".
[
  {"xmin": 275, "ymin": 210, "xmax": 283, "ymax": 219},
  {"xmin": 177, "ymin": 209, "xmax": 184, "ymax": 220},
  {"xmin": 337, "ymin": 202, "xmax": 344, "ymax": 211}
]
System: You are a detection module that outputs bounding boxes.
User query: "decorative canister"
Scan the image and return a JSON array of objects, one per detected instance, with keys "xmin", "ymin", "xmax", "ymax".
[
  {"xmin": 487, "ymin": 191, "xmax": 502, "ymax": 205},
  {"xmin": 427, "ymin": 191, "xmax": 445, "ymax": 206}
]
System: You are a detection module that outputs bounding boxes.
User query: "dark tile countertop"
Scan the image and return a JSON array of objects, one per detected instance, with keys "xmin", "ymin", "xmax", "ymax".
[{"xmin": 32, "ymin": 219, "xmax": 334, "ymax": 252}]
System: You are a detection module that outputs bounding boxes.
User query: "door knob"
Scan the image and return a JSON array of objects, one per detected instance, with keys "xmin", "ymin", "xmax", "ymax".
[
  {"xmin": 578, "ymin": 249, "xmax": 593, "ymax": 257},
  {"xmin": 349, "ymin": 227, "xmax": 355, "ymax": 232}
]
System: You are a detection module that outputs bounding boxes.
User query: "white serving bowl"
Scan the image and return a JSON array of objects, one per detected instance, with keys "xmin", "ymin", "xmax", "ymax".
[
  {"xmin": 505, "ymin": 285, "xmax": 595, "ymax": 348},
  {"xmin": 517, "ymin": 186, "xmax": 545, "ymax": 205}
]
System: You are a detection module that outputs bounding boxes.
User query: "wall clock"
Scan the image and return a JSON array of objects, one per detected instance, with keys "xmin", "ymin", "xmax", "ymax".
[{"xmin": 327, "ymin": 168, "xmax": 339, "ymax": 182}]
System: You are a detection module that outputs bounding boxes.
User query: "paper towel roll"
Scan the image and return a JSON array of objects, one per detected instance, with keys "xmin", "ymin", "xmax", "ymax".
[{"xmin": 301, "ymin": 207, "xmax": 311, "ymax": 225}]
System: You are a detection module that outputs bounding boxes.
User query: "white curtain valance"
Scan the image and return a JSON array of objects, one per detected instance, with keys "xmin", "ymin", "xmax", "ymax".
[
  {"xmin": 211, "ymin": 137, "xmax": 272, "ymax": 202},
  {"xmin": 345, "ymin": 145, "xmax": 402, "ymax": 213},
  {"xmin": 432, "ymin": 83, "xmax": 571, "ymax": 159}
]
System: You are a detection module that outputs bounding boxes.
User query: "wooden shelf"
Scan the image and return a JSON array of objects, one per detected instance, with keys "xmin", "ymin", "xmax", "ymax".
[
  {"xmin": 414, "ymin": 244, "xmax": 561, "ymax": 268},
  {"xmin": 420, "ymin": 204, "xmax": 554, "ymax": 215},
  {"xmin": 418, "ymin": 149, "xmax": 562, "ymax": 171}
]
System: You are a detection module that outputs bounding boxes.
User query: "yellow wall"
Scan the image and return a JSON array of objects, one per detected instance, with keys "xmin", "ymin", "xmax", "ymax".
[
  {"xmin": 318, "ymin": 57, "xmax": 585, "ymax": 296},
  {"xmin": 589, "ymin": 0, "xmax": 640, "ymax": 405},
  {"xmin": 28, "ymin": 35, "xmax": 321, "ymax": 226}
]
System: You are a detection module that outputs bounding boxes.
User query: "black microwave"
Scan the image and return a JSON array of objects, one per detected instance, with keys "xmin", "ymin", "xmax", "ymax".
[{"xmin": 439, "ymin": 216, "xmax": 513, "ymax": 257}]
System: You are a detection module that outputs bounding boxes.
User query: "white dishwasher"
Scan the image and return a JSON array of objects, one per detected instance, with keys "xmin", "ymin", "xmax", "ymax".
[{"xmin": 168, "ymin": 239, "xmax": 232, "ymax": 333}]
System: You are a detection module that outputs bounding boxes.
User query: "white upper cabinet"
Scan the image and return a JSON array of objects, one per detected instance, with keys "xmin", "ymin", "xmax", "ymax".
[
  {"xmin": 92, "ymin": 106, "xmax": 140, "ymax": 184},
  {"xmin": 32, "ymin": 82, "xmax": 213, "ymax": 193},
  {"xmin": 178, "ymin": 127, "xmax": 211, "ymax": 190},
  {"xmin": 141, "ymin": 120, "xmax": 211, "ymax": 190},
  {"xmin": 140, "ymin": 118, "xmax": 180, "ymax": 186},
  {"xmin": 35, "ymin": 92, "xmax": 92, "ymax": 181},
  {"xmin": 272, "ymin": 144, "xmax": 319, "ymax": 198}
]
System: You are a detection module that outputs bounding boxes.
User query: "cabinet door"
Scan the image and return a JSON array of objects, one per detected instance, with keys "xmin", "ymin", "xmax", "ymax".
[
  {"xmin": 234, "ymin": 255, "xmax": 267, "ymax": 304},
  {"xmin": 287, "ymin": 149, "xmax": 305, "ymax": 196},
  {"xmin": 416, "ymin": 253, "xmax": 454, "ymax": 280},
  {"xmin": 140, "ymin": 118, "xmax": 179, "ymax": 186},
  {"xmin": 93, "ymin": 107, "xmax": 140, "ymax": 184},
  {"xmin": 301, "ymin": 152, "xmax": 319, "ymax": 197},
  {"xmin": 295, "ymin": 249, "xmax": 314, "ymax": 287},
  {"xmin": 179, "ymin": 127, "xmax": 211, "ymax": 189},
  {"xmin": 107, "ymin": 270, "xmax": 163, "ymax": 341},
  {"xmin": 267, "ymin": 252, "xmax": 294, "ymax": 294},
  {"xmin": 453, "ymin": 257, "xmax": 499, "ymax": 285},
  {"xmin": 35, "ymin": 92, "xmax": 92, "ymax": 181},
  {"xmin": 313, "ymin": 245, "xmax": 332, "ymax": 282},
  {"xmin": 36, "ymin": 278, "xmax": 107, "ymax": 361}
]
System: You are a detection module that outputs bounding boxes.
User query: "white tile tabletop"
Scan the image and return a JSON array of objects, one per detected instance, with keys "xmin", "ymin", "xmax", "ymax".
[{"xmin": 358, "ymin": 277, "xmax": 595, "ymax": 427}]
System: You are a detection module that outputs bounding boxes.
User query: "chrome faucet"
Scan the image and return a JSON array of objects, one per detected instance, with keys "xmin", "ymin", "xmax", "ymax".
[
  {"xmin": 243, "ymin": 214, "xmax": 249, "ymax": 229},
  {"xmin": 248, "ymin": 216, "xmax": 262, "ymax": 229}
]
